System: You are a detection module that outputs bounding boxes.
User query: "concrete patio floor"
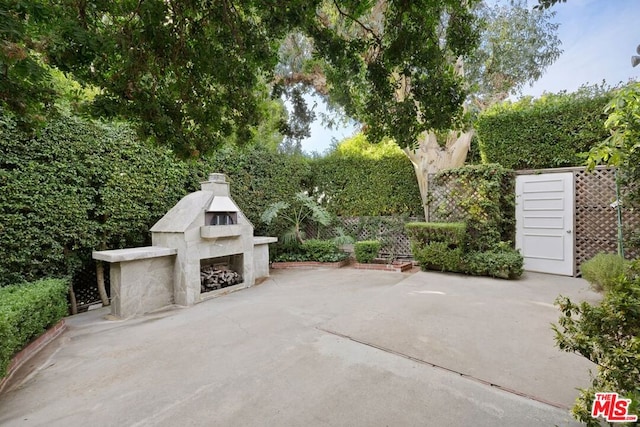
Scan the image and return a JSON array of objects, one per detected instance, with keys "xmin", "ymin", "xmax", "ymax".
[{"xmin": 0, "ymin": 268, "xmax": 601, "ymax": 426}]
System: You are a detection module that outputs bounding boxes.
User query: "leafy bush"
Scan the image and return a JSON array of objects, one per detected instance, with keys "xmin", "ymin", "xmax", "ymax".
[
  {"xmin": 274, "ymin": 240, "xmax": 348, "ymax": 263},
  {"xmin": 0, "ymin": 111, "xmax": 190, "ymax": 287},
  {"xmin": 261, "ymin": 192, "xmax": 331, "ymax": 245},
  {"xmin": 310, "ymin": 134, "xmax": 422, "ymax": 217},
  {"xmin": 404, "ymin": 222, "xmax": 466, "ymax": 247},
  {"xmin": 553, "ymin": 262, "xmax": 640, "ymax": 426},
  {"xmin": 580, "ymin": 252, "xmax": 627, "ymax": 292},
  {"xmin": 0, "ymin": 278, "xmax": 69, "ymax": 377},
  {"xmin": 586, "ymin": 82, "xmax": 640, "ymax": 245},
  {"xmin": 463, "ymin": 246, "xmax": 524, "ymax": 279},
  {"xmin": 476, "ymin": 87, "xmax": 611, "ymax": 170},
  {"xmin": 354, "ymin": 240, "xmax": 381, "ymax": 263},
  {"xmin": 301, "ymin": 240, "xmax": 346, "ymax": 262},
  {"xmin": 406, "ymin": 222, "xmax": 466, "ymax": 273},
  {"xmin": 413, "ymin": 242, "xmax": 464, "ymax": 273}
]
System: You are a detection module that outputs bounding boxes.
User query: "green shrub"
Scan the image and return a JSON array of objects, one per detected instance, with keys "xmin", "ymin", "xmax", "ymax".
[
  {"xmin": 0, "ymin": 278, "xmax": 69, "ymax": 377},
  {"xmin": 580, "ymin": 252, "xmax": 627, "ymax": 292},
  {"xmin": 0, "ymin": 111, "xmax": 191, "ymax": 287},
  {"xmin": 414, "ymin": 242, "xmax": 464, "ymax": 272},
  {"xmin": 354, "ymin": 240, "xmax": 381, "ymax": 263},
  {"xmin": 463, "ymin": 246, "xmax": 524, "ymax": 279},
  {"xmin": 301, "ymin": 239, "xmax": 345, "ymax": 262},
  {"xmin": 404, "ymin": 222, "xmax": 466, "ymax": 247},
  {"xmin": 553, "ymin": 267, "xmax": 640, "ymax": 426},
  {"xmin": 274, "ymin": 240, "xmax": 347, "ymax": 263},
  {"xmin": 310, "ymin": 134, "xmax": 422, "ymax": 217}
]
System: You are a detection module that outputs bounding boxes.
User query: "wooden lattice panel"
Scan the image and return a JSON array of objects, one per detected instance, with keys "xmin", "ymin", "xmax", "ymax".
[
  {"xmin": 573, "ymin": 168, "xmax": 638, "ymax": 274},
  {"xmin": 308, "ymin": 216, "xmax": 422, "ymax": 259},
  {"xmin": 427, "ymin": 175, "xmax": 469, "ymax": 222}
]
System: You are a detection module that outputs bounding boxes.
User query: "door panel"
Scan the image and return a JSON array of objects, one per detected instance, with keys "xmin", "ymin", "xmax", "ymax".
[{"xmin": 516, "ymin": 173, "xmax": 574, "ymax": 276}]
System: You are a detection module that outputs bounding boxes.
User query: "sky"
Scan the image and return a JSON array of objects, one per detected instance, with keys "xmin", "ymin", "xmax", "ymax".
[{"xmin": 298, "ymin": 0, "xmax": 640, "ymax": 155}]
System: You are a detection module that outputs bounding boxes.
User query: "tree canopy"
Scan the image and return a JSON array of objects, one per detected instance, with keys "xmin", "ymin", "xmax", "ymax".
[{"xmin": 2, "ymin": 0, "xmax": 481, "ymax": 156}]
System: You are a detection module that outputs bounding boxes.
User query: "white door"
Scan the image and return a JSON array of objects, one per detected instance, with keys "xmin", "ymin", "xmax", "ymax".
[{"xmin": 516, "ymin": 173, "xmax": 574, "ymax": 276}]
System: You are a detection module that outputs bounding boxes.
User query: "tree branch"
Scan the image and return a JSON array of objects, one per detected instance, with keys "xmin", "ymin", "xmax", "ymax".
[{"xmin": 331, "ymin": 0, "xmax": 383, "ymax": 46}]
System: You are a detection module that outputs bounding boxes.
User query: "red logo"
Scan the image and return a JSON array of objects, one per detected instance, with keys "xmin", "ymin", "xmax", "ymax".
[{"xmin": 591, "ymin": 392, "xmax": 638, "ymax": 423}]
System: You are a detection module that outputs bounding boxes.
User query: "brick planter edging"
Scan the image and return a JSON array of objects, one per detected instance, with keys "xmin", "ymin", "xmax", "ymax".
[
  {"xmin": 352, "ymin": 261, "xmax": 414, "ymax": 272},
  {"xmin": 271, "ymin": 259, "xmax": 350, "ymax": 269},
  {"xmin": 0, "ymin": 319, "xmax": 66, "ymax": 395}
]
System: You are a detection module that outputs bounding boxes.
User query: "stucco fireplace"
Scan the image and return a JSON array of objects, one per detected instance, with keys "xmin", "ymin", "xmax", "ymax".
[{"xmin": 93, "ymin": 173, "xmax": 276, "ymax": 318}]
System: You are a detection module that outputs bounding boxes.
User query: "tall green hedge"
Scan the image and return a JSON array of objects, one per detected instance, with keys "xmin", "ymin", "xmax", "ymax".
[
  {"xmin": 0, "ymin": 110, "xmax": 191, "ymax": 287},
  {"xmin": 310, "ymin": 136, "xmax": 422, "ymax": 217},
  {"xmin": 476, "ymin": 89, "xmax": 611, "ymax": 170},
  {"xmin": 0, "ymin": 110, "xmax": 313, "ymax": 287},
  {"xmin": 0, "ymin": 278, "xmax": 69, "ymax": 377}
]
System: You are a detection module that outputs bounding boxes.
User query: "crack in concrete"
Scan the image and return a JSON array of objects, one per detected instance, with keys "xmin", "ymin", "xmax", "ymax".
[{"xmin": 316, "ymin": 326, "xmax": 569, "ymax": 411}]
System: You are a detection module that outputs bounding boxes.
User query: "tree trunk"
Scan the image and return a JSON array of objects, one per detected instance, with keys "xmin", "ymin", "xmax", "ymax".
[
  {"xmin": 68, "ymin": 283, "xmax": 78, "ymax": 315},
  {"xmin": 403, "ymin": 128, "xmax": 475, "ymax": 220},
  {"xmin": 96, "ymin": 260, "xmax": 110, "ymax": 306}
]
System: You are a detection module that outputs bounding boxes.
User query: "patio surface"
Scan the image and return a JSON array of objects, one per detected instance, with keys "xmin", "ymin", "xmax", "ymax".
[{"xmin": 0, "ymin": 268, "xmax": 601, "ymax": 426}]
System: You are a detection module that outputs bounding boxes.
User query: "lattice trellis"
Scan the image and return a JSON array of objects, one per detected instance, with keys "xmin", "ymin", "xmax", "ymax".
[
  {"xmin": 574, "ymin": 167, "xmax": 639, "ymax": 273},
  {"xmin": 427, "ymin": 175, "xmax": 473, "ymax": 223},
  {"xmin": 307, "ymin": 216, "xmax": 423, "ymax": 258}
]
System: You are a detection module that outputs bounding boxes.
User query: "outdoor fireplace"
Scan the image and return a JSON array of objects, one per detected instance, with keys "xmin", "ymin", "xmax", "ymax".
[
  {"xmin": 93, "ymin": 173, "xmax": 276, "ymax": 318},
  {"xmin": 150, "ymin": 173, "xmax": 256, "ymax": 306}
]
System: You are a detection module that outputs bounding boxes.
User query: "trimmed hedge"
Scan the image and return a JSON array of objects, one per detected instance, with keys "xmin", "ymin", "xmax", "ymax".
[
  {"xmin": 354, "ymin": 240, "xmax": 381, "ymax": 263},
  {"xmin": 274, "ymin": 240, "xmax": 348, "ymax": 263},
  {"xmin": 0, "ymin": 110, "xmax": 191, "ymax": 287},
  {"xmin": 414, "ymin": 242, "xmax": 464, "ymax": 272},
  {"xmin": 404, "ymin": 222, "xmax": 467, "ymax": 247},
  {"xmin": 0, "ymin": 110, "xmax": 309, "ymax": 288},
  {"xmin": 310, "ymin": 135, "xmax": 422, "ymax": 217},
  {"xmin": 0, "ymin": 278, "xmax": 69, "ymax": 377},
  {"xmin": 476, "ymin": 88, "xmax": 611, "ymax": 170}
]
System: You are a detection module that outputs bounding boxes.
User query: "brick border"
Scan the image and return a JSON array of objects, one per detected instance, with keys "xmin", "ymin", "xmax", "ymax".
[
  {"xmin": 0, "ymin": 320, "xmax": 66, "ymax": 395},
  {"xmin": 352, "ymin": 261, "xmax": 413, "ymax": 273}
]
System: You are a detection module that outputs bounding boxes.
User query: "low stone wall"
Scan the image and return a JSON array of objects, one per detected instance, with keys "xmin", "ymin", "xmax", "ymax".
[
  {"xmin": 254, "ymin": 237, "xmax": 277, "ymax": 279},
  {"xmin": 93, "ymin": 247, "xmax": 177, "ymax": 318}
]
